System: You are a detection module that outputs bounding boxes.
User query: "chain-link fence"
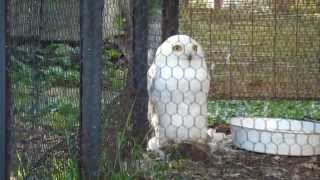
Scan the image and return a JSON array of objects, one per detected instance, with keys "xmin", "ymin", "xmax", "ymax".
[
  {"xmin": 146, "ymin": 0, "xmax": 320, "ymax": 154},
  {"xmin": 180, "ymin": 0, "xmax": 320, "ymax": 100},
  {"xmin": 10, "ymin": 1, "xmax": 79, "ymax": 178},
  {"xmin": 8, "ymin": 0, "xmax": 135, "ymax": 178},
  {"xmin": 2, "ymin": 0, "xmax": 320, "ymax": 179}
]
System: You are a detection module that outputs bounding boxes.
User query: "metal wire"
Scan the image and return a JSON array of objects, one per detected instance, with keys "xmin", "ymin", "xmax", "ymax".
[
  {"xmin": 9, "ymin": 0, "xmax": 130, "ymax": 178},
  {"xmin": 179, "ymin": 0, "xmax": 320, "ymax": 100},
  {"xmin": 5, "ymin": 0, "xmax": 320, "ymax": 178}
]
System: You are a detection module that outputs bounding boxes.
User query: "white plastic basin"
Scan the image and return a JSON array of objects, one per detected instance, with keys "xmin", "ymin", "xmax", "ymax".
[{"xmin": 230, "ymin": 117, "xmax": 320, "ymax": 156}]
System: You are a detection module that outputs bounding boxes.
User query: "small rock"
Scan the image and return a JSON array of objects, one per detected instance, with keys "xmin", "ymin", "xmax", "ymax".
[
  {"xmin": 291, "ymin": 174, "xmax": 300, "ymax": 180},
  {"xmin": 273, "ymin": 156, "xmax": 281, "ymax": 161}
]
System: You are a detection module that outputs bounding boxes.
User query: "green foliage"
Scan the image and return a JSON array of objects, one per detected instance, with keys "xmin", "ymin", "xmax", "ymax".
[
  {"xmin": 208, "ymin": 100, "xmax": 320, "ymax": 125},
  {"xmin": 106, "ymin": 66, "xmax": 127, "ymax": 91},
  {"xmin": 14, "ymin": 152, "xmax": 28, "ymax": 179},
  {"xmin": 42, "ymin": 44, "xmax": 80, "ymax": 87},
  {"xmin": 10, "ymin": 35, "xmax": 320, "ymax": 179},
  {"xmin": 14, "ymin": 150, "xmax": 79, "ymax": 180},
  {"xmin": 11, "ymin": 49, "xmax": 34, "ymax": 86},
  {"xmin": 146, "ymin": 160, "xmax": 170, "ymax": 180},
  {"xmin": 44, "ymin": 66, "xmax": 79, "ymax": 87},
  {"xmin": 51, "ymin": 158, "xmax": 80, "ymax": 180},
  {"xmin": 103, "ymin": 48, "xmax": 123, "ymax": 61},
  {"xmin": 11, "ymin": 44, "xmax": 80, "ymax": 88},
  {"xmin": 11, "ymin": 42, "xmax": 128, "ymax": 91},
  {"xmin": 149, "ymin": 0, "xmax": 162, "ymax": 16},
  {"xmin": 47, "ymin": 101, "xmax": 79, "ymax": 136},
  {"xmin": 115, "ymin": 15, "xmax": 126, "ymax": 31},
  {"xmin": 103, "ymin": 47, "xmax": 127, "ymax": 91}
]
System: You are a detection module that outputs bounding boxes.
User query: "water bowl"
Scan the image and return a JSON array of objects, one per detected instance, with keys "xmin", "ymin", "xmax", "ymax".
[{"xmin": 230, "ymin": 117, "xmax": 320, "ymax": 156}]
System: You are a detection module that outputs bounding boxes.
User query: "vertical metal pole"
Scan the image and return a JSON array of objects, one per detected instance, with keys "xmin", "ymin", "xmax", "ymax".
[
  {"xmin": 130, "ymin": 0, "xmax": 149, "ymax": 142},
  {"xmin": 214, "ymin": 0, "xmax": 223, "ymax": 9},
  {"xmin": 79, "ymin": 0, "xmax": 103, "ymax": 178},
  {"xmin": 0, "ymin": 0, "xmax": 10, "ymax": 179},
  {"xmin": 162, "ymin": 0, "xmax": 179, "ymax": 41},
  {"xmin": 273, "ymin": 0, "xmax": 289, "ymax": 12}
]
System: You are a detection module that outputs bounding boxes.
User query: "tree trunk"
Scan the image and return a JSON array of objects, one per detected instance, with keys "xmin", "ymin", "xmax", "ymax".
[
  {"xmin": 162, "ymin": 0, "xmax": 179, "ymax": 41},
  {"xmin": 129, "ymin": 0, "xmax": 149, "ymax": 143}
]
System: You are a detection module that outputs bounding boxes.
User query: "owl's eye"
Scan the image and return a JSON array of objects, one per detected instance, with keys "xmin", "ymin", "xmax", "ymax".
[
  {"xmin": 192, "ymin": 45, "xmax": 198, "ymax": 52},
  {"xmin": 172, "ymin": 45, "xmax": 182, "ymax": 51}
]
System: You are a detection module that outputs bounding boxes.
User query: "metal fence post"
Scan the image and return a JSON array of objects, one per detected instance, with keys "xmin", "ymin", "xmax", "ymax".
[
  {"xmin": 130, "ymin": 0, "xmax": 149, "ymax": 142},
  {"xmin": 273, "ymin": 0, "xmax": 289, "ymax": 12},
  {"xmin": 0, "ymin": 0, "xmax": 10, "ymax": 179},
  {"xmin": 79, "ymin": 0, "xmax": 104, "ymax": 178},
  {"xmin": 162, "ymin": 0, "xmax": 179, "ymax": 41},
  {"xmin": 214, "ymin": 0, "xmax": 223, "ymax": 9}
]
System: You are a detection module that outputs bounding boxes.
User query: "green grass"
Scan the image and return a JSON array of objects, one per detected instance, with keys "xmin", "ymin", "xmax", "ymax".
[
  {"xmin": 208, "ymin": 100, "xmax": 320, "ymax": 125},
  {"xmin": 10, "ymin": 45, "xmax": 320, "ymax": 180},
  {"xmin": 11, "ymin": 93, "xmax": 320, "ymax": 179},
  {"xmin": 40, "ymin": 99, "xmax": 320, "ymax": 179}
]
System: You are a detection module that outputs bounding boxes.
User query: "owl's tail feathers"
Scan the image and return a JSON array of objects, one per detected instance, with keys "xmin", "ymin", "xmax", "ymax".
[
  {"xmin": 147, "ymin": 137, "xmax": 165, "ymax": 158},
  {"xmin": 207, "ymin": 128, "xmax": 232, "ymax": 153},
  {"xmin": 148, "ymin": 101, "xmax": 159, "ymax": 128}
]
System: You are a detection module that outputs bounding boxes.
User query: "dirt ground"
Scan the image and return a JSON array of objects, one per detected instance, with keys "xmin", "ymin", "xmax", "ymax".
[
  {"xmin": 162, "ymin": 147, "xmax": 320, "ymax": 180},
  {"xmin": 144, "ymin": 124, "xmax": 320, "ymax": 180}
]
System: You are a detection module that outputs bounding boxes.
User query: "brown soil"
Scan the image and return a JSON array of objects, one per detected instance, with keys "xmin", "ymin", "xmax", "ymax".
[{"xmin": 163, "ymin": 147, "xmax": 320, "ymax": 180}]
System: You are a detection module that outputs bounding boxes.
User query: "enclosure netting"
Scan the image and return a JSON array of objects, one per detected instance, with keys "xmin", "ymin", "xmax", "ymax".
[
  {"xmin": 179, "ymin": 0, "xmax": 320, "ymax": 100},
  {"xmin": 9, "ymin": 0, "xmax": 131, "ymax": 178},
  {"xmin": 7, "ymin": 0, "xmax": 320, "ymax": 178},
  {"xmin": 10, "ymin": 0, "xmax": 80, "ymax": 178}
]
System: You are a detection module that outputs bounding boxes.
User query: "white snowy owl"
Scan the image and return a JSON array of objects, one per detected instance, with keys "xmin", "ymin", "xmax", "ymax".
[{"xmin": 147, "ymin": 35, "xmax": 210, "ymax": 155}]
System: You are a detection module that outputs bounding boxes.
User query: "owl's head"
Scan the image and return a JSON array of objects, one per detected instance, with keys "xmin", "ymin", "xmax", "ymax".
[{"xmin": 157, "ymin": 35, "xmax": 205, "ymax": 61}]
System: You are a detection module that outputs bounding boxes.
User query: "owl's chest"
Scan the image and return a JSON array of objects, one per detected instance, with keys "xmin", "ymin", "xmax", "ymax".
[
  {"xmin": 158, "ymin": 65, "xmax": 208, "ymax": 87},
  {"xmin": 155, "ymin": 65, "xmax": 208, "ymax": 104}
]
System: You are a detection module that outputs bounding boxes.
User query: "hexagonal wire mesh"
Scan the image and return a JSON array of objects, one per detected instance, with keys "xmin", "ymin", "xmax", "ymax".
[
  {"xmin": 147, "ymin": 35, "xmax": 211, "ymax": 151},
  {"xmin": 230, "ymin": 117, "xmax": 320, "ymax": 156}
]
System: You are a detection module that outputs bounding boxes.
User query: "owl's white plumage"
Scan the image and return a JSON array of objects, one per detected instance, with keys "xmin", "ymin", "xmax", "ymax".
[{"xmin": 147, "ymin": 35, "xmax": 210, "ymax": 155}]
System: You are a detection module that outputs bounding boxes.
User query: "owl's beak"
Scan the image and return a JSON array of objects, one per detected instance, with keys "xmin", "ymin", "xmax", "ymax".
[{"xmin": 187, "ymin": 54, "xmax": 192, "ymax": 61}]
